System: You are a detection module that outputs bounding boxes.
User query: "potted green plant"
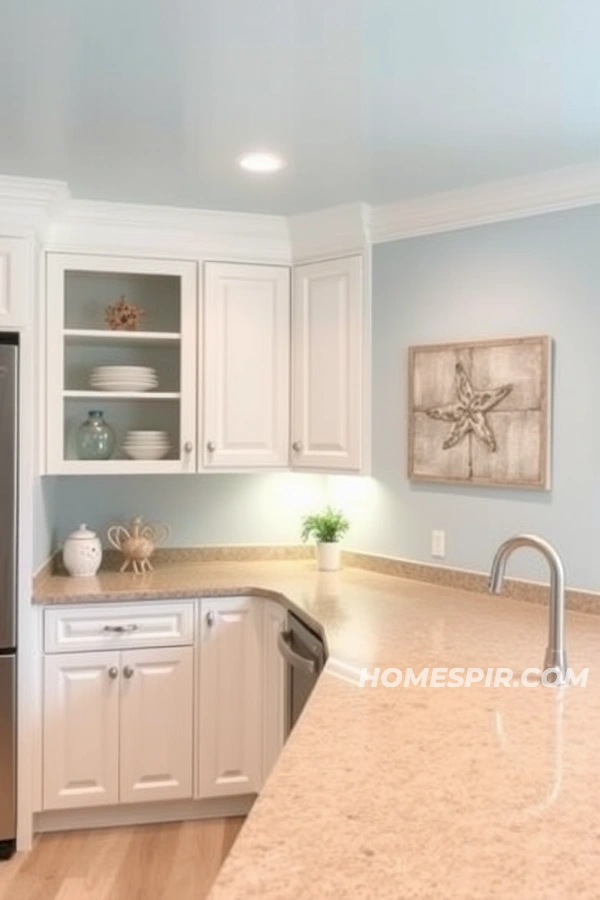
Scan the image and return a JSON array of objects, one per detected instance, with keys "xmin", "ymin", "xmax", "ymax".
[{"xmin": 301, "ymin": 506, "xmax": 350, "ymax": 571}]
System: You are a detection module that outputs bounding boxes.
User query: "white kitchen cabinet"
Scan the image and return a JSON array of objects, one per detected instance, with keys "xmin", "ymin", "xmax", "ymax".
[
  {"xmin": 203, "ymin": 262, "xmax": 290, "ymax": 469},
  {"xmin": 43, "ymin": 646, "xmax": 194, "ymax": 810},
  {"xmin": 262, "ymin": 601, "xmax": 287, "ymax": 781},
  {"xmin": 291, "ymin": 255, "xmax": 364, "ymax": 471},
  {"xmin": 0, "ymin": 236, "xmax": 28, "ymax": 327},
  {"xmin": 119, "ymin": 646, "xmax": 193, "ymax": 803},
  {"xmin": 43, "ymin": 651, "xmax": 120, "ymax": 810},
  {"xmin": 197, "ymin": 597, "xmax": 263, "ymax": 798},
  {"xmin": 45, "ymin": 253, "xmax": 198, "ymax": 474}
]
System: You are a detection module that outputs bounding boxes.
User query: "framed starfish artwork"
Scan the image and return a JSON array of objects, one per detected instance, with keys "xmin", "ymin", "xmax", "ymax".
[{"xmin": 408, "ymin": 335, "xmax": 551, "ymax": 488}]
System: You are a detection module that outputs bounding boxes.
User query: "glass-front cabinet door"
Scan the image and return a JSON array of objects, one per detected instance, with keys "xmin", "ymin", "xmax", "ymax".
[{"xmin": 46, "ymin": 253, "xmax": 197, "ymax": 474}]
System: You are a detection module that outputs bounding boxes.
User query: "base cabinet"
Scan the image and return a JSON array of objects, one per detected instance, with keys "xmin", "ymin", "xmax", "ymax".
[
  {"xmin": 262, "ymin": 601, "xmax": 286, "ymax": 780},
  {"xmin": 197, "ymin": 597, "xmax": 263, "ymax": 798},
  {"xmin": 43, "ymin": 652, "xmax": 120, "ymax": 810},
  {"xmin": 119, "ymin": 647, "xmax": 193, "ymax": 804},
  {"xmin": 41, "ymin": 597, "xmax": 290, "ymax": 818},
  {"xmin": 43, "ymin": 646, "xmax": 194, "ymax": 811}
]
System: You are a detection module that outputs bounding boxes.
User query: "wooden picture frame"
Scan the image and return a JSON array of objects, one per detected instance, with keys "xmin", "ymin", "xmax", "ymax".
[{"xmin": 408, "ymin": 335, "xmax": 551, "ymax": 489}]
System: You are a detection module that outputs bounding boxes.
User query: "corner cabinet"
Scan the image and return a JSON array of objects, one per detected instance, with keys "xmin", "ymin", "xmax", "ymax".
[
  {"xmin": 291, "ymin": 255, "xmax": 365, "ymax": 472},
  {"xmin": 45, "ymin": 253, "xmax": 198, "ymax": 474}
]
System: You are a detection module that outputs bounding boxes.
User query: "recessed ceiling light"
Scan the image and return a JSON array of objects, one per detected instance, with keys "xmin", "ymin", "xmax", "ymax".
[{"xmin": 237, "ymin": 152, "xmax": 287, "ymax": 174}]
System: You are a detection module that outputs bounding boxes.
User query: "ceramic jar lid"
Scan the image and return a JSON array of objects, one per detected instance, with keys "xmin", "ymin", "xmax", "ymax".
[{"xmin": 66, "ymin": 523, "xmax": 98, "ymax": 541}]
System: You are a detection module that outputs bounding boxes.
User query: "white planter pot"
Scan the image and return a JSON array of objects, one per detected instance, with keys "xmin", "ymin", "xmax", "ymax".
[{"xmin": 316, "ymin": 542, "xmax": 341, "ymax": 572}]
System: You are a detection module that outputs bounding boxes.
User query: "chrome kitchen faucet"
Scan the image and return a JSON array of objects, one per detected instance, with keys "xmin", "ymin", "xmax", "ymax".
[{"xmin": 488, "ymin": 535, "xmax": 567, "ymax": 684}]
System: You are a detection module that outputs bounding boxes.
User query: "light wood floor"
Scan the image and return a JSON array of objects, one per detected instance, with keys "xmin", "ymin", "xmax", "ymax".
[{"xmin": 0, "ymin": 817, "xmax": 245, "ymax": 900}]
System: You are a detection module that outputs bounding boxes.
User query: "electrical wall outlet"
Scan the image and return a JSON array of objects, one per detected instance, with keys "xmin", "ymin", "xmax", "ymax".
[{"xmin": 431, "ymin": 529, "xmax": 446, "ymax": 558}]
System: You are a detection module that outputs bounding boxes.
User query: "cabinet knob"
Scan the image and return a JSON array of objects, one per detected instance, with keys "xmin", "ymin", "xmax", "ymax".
[
  {"xmin": 123, "ymin": 665, "xmax": 134, "ymax": 679},
  {"xmin": 108, "ymin": 666, "xmax": 119, "ymax": 680},
  {"xmin": 206, "ymin": 441, "xmax": 216, "ymax": 453},
  {"xmin": 206, "ymin": 610, "xmax": 215, "ymax": 627},
  {"xmin": 183, "ymin": 441, "xmax": 193, "ymax": 453},
  {"xmin": 292, "ymin": 441, "xmax": 302, "ymax": 453}
]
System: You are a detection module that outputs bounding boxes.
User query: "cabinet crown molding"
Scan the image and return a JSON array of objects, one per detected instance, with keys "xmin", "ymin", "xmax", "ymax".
[
  {"xmin": 3, "ymin": 159, "xmax": 600, "ymax": 251},
  {"xmin": 287, "ymin": 203, "xmax": 371, "ymax": 262},
  {"xmin": 48, "ymin": 200, "xmax": 292, "ymax": 263},
  {"xmin": 0, "ymin": 175, "xmax": 70, "ymax": 238}
]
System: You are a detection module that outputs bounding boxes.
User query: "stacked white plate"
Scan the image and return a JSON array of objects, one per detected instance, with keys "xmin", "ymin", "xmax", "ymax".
[
  {"xmin": 123, "ymin": 430, "xmax": 170, "ymax": 460},
  {"xmin": 90, "ymin": 366, "xmax": 158, "ymax": 392}
]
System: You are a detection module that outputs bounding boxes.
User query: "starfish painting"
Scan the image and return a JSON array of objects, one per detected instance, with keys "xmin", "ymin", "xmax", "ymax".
[{"xmin": 425, "ymin": 362, "xmax": 513, "ymax": 452}]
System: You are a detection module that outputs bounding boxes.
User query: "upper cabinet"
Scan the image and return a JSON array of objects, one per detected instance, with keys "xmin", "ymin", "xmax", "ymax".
[
  {"xmin": 291, "ymin": 255, "xmax": 364, "ymax": 472},
  {"xmin": 44, "ymin": 251, "xmax": 369, "ymax": 475},
  {"xmin": 0, "ymin": 236, "xmax": 29, "ymax": 328},
  {"xmin": 45, "ymin": 253, "xmax": 197, "ymax": 474},
  {"xmin": 203, "ymin": 263, "xmax": 290, "ymax": 469}
]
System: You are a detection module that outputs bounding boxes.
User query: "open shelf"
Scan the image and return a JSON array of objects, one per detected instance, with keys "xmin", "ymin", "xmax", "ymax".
[
  {"xmin": 46, "ymin": 254, "xmax": 197, "ymax": 474},
  {"xmin": 63, "ymin": 329, "xmax": 181, "ymax": 345},
  {"xmin": 63, "ymin": 391, "xmax": 181, "ymax": 400}
]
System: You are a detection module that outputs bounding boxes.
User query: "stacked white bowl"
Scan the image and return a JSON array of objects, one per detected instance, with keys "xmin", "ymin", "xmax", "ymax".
[
  {"xmin": 90, "ymin": 366, "xmax": 158, "ymax": 392},
  {"xmin": 123, "ymin": 430, "xmax": 170, "ymax": 460}
]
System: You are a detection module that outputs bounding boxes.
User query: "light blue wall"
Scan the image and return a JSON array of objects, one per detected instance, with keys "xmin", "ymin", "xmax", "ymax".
[
  {"xmin": 45, "ymin": 204, "xmax": 600, "ymax": 590},
  {"xmin": 344, "ymin": 205, "xmax": 600, "ymax": 589},
  {"xmin": 45, "ymin": 473, "xmax": 328, "ymax": 552},
  {"xmin": 33, "ymin": 477, "xmax": 57, "ymax": 570}
]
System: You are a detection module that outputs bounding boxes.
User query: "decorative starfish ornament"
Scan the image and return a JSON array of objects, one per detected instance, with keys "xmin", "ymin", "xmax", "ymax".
[{"xmin": 425, "ymin": 362, "xmax": 512, "ymax": 452}]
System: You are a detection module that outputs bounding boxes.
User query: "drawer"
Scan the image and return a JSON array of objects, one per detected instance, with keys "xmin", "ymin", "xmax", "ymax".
[{"xmin": 44, "ymin": 602, "xmax": 195, "ymax": 653}]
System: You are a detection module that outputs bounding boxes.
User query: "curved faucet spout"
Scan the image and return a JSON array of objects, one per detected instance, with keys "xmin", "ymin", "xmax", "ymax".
[{"xmin": 488, "ymin": 535, "xmax": 567, "ymax": 683}]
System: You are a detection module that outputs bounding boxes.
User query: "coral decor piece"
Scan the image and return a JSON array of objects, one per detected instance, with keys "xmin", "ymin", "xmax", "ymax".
[
  {"xmin": 105, "ymin": 294, "xmax": 145, "ymax": 330},
  {"xmin": 107, "ymin": 516, "xmax": 170, "ymax": 574}
]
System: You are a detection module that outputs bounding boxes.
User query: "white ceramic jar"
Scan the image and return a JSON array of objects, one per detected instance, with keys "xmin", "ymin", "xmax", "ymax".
[{"xmin": 62, "ymin": 524, "xmax": 102, "ymax": 577}]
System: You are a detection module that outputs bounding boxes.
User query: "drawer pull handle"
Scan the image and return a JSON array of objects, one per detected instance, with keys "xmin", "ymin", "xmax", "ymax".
[
  {"xmin": 123, "ymin": 665, "xmax": 135, "ymax": 679},
  {"xmin": 102, "ymin": 624, "xmax": 140, "ymax": 634},
  {"xmin": 108, "ymin": 666, "xmax": 119, "ymax": 680},
  {"xmin": 206, "ymin": 610, "xmax": 215, "ymax": 627}
]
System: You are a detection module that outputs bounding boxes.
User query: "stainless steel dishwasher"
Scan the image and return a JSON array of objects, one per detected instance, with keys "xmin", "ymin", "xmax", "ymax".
[{"xmin": 278, "ymin": 612, "xmax": 326, "ymax": 736}]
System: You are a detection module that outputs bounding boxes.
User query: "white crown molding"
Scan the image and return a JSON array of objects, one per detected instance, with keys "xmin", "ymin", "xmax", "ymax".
[
  {"xmin": 46, "ymin": 199, "xmax": 291, "ymax": 263},
  {"xmin": 371, "ymin": 162, "xmax": 600, "ymax": 244},
  {"xmin": 288, "ymin": 202, "xmax": 371, "ymax": 262},
  {"xmin": 3, "ymin": 160, "xmax": 600, "ymax": 257},
  {"xmin": 0, "ymin": 175, "xmax": 70, "ymax": 239}
]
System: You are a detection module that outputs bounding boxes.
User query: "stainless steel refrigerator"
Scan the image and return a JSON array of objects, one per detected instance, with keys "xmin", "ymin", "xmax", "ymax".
[{"xmin": 0, "ymin": 337, "xmax": 17, "ymax": 860}]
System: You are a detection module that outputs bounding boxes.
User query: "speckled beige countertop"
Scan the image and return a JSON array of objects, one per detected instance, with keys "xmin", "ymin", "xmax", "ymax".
[{"xmin": 33, "ymin": 560, "xmax": 600, "ymax": 898}]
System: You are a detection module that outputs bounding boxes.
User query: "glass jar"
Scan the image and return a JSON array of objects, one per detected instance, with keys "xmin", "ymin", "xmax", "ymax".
[{"xmin": 75, "ymin": 410, "xmax": 116, "ymax": 460}]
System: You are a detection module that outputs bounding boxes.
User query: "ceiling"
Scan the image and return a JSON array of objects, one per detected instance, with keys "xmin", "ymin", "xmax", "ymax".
[{"xmin": 2, "ymin": 0, "xmax": 600, "ymax": 215}]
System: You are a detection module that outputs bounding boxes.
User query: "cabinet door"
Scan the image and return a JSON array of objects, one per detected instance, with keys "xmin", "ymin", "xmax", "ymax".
[
  {"xmin": 262, "ymin": 601, "xmax": 287, "ymax": 782},
  {"xmin": 203, "ymin": 263, "xmax": 290, "ymax": 468},
  {"xmin": 291, "ymin": 255, "xmax": 363, "ymax": 471},
  {"xmin": 119, "ymin": 646, "xmax": 193, "ymax": 804},
  {"xmin": 0, "ymin": 236, "xmax": 28, "ymax": 327},
  {"xmin": 43, "ymin": 652, "xmax": 120, "ymax": 810},
  {"xmin": 197, "ymin": 597, "xmax": 263, "ymax": 798},
  {"xmin": 45, "ymin": 253, "xmax": 197, "ymax": 475}
]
